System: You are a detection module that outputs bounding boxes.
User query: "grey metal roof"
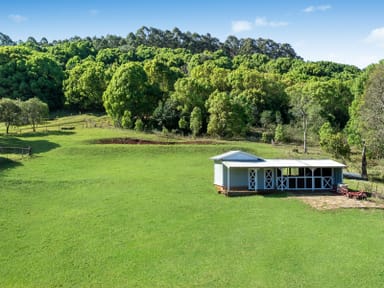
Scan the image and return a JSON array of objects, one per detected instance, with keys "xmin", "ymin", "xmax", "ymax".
[
  {"xmin": 210, "ymin": 150, "xmax": 264, "ymax": 162},
  {"xmin": 222, "ymin": 159, "xmax": 346, "ymax": 168}
]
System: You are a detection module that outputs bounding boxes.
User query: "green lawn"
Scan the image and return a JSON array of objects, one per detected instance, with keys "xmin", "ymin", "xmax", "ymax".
[{"xmin": 1, "ymin": 119, "xmax": 384, "ymax": 287}]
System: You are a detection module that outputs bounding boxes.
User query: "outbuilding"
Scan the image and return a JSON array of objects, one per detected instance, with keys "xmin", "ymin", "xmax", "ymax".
[{"xmin": 211, "ymin": 150, "xmax": 345, "ymax": 196}]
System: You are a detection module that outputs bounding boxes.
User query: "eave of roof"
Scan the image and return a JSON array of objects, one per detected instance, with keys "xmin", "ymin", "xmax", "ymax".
[{"xmin": 222, "ymin": 159, "xmax": 346, "ymax": 168}]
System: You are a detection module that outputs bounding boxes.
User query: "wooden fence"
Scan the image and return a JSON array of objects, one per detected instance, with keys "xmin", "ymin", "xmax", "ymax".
[{"xmin": 0, "ymin": 146, "xmax": 32, "ymax": 157}]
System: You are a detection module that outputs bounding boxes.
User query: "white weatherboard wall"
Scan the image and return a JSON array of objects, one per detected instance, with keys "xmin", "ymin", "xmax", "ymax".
[
  {"xmin": 210, "ymin": 151, "xmax": 264, "ymax": 188},
  {"xmin": 228, "ymin": 168, "xmax": 248, "ymax": 188},
  {"xmin": 214, "ymin": 162, "xmax": 223, "ymax": 185}
]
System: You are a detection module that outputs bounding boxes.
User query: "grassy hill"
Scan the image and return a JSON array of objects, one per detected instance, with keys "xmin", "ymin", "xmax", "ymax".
[{"xmin": 1, "ymin": 115, "xmax": 384, "ymax": 287}]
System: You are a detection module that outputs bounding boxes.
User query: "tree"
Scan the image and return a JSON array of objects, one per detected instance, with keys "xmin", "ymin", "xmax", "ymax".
[
  {"xmin": 361, "ymin": 141, "xmax": 368, "ymax": 180},
  {"xmin": 64, "ymin": 59, "xmax": 107, "ymax": 110},
  {"xmin": 306, "ymin": 80, "xmax": 353, "ymax": 129},
  {"xmin": 223, "ymin": 35, "xmax": 240, "ymax": 57},
  {"xmin": 210, "ymin": 67, "xmax": 231, "ymax": 92},
  {"xmin": 171, "ymin": 77, "xmax": 211, "ymax": 132},
  {"xmin": 274, "ymin": 124, "xmax": 285, "ymax": 143},
  {"xmin": 319, "ymin": 122, "xmax": 334, "ymax": 150},
  {"xmin": 326, "ymin": 133, "xmax": 350, "ymax": 159},
  {"xmin": 229, "ymin": 68, "xmax": 288, "ymax": 126},
  {"xmin": 265, "ymin": 57, "xmax": 295, "ymax": 74},
  {"xmin": 0, "ymin": 32, "xmax": 15, "ymax": 46},
  {"xmin": 206, "ymin": 91, "xmax": 248, "ymax": 137},
  {"xmin": 178, "ymin": 117, "xmax": 188, "ymax": 133},
  {"xmin": 260, "ymin": 110, "xmax": 275, "ymax": 129},
  {"xmin": 0, "ymin": 47, "xmax": 64, "ymax": 110},
  {"xmin": 0, "ymin": 98, "xmax": 21, "ymax": 134},
  {"xmin": 344, "ymin": 65, "xmax": 374, "ymax": 146},
  {"xmin": 152, "ymin": 98, "xmax": 180, "ymax": 130},
  {"xmin": 22, "ymin": 97, "xmax": 49, "ymax": 132},
  {"xmin": 144, "ymin": 58, "xmax": 180, "ymax": 96},
  {"xmin": 103, "ymin": 62, "xmax": 158, "ymax": 127},
  {"xmin": 26, "ymin": 53, "xmax": 65, "ymax": 109},
  {"xmin": 95, "ymin": 48, "xmax": 121, "ymax": 65},
  {"xmin": 190, "ymin": 107, "xmax": 202, "ymax": 137},
  {"xmin": 359, "ymin": 63, "xmax": 384, "ymax": 158},
  {"xmin": 48, "ymin": 40, "xmax": 96, "ymax": 67},
  {"xmin": 286, "ymin": 83, "xmax": 322, "ymax": 153},
  {"xmin": 319, "ymin": 122, "xmax": 350, "ymax": 158}
]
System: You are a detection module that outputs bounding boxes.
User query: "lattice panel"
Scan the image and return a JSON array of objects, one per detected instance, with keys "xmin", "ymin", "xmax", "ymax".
[
  {"xmin": 322, "ymin": 177, "xmax": 332, "ymax": 189},
  {"xmin": 276, "ymin": 177, "xmax": 288, "ymax": 190},
  {"xmin": 248, "ymin": 169, "xmax": 256, "ymax": 190},
  {"xmin": 264, "ymin": 169, "xmax": 274, "ymax": 189}
]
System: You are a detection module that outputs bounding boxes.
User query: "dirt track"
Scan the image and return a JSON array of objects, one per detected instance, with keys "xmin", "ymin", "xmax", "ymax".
[{"xmin": 292, "ymin": 194, "xmax": 384, "ymax": 210}]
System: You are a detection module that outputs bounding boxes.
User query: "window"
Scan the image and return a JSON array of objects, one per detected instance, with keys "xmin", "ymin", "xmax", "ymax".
[
  {"xmin": 280, "ymin": 168, "xmax": 299, "ymax": 176},
  {"xmin": 297, "ymin": 178, "xmax": 305, "ymax": 188},
  {"xmin": 306, "ymin": 178, "xmax": 312, "ymax": 188},
  {"xmin": 322, "ymin": 168, "xmax": 332, "ymax": 176}
]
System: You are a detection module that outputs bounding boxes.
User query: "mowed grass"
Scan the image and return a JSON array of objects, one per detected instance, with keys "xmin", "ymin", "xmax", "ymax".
[{"xmin": 1, "ymin": 121, "xmax": 384, "ymax": 287}]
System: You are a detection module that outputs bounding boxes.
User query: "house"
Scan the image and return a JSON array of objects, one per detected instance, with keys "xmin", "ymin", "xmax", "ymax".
[{"xmin": 211, "ymin": 150, "xmax": 345, "ymax": 196}]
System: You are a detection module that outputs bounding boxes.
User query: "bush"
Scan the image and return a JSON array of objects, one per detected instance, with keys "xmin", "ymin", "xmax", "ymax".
[
  {"xmin": 329, "ymin": 133, "xmax": 351, "ymax": 159},
  {"xmin": 190, "ymin": 107, "xmax": 202, "ymax": 137},
  {"xmin": 274, "ymin": 124, "xmax": 285, "ymax": 143},
  {"xmin": 121, "ymin": 111, "xmax": 132, "ymax": 128},
  {"xmin": 261, "ymin": 131, "xmax": 274, "ymax": 143},
  {"xmin": 319, "ymin": 122, "xmax": 350, "ymax": 158},
  {"xmin": 134, "ymin": 118, "xmax": 144, "ymax": 131}
]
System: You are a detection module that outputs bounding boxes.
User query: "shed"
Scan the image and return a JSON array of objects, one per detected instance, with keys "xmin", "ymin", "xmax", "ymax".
[{"xmin": 211, "ymin": 150, "xmax": 346, "ymax": 196}]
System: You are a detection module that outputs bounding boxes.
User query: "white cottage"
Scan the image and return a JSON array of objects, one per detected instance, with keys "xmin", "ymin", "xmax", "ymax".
[{"xmin": 211, "ymin": 150, "xmax": 345, "ymax": 196}]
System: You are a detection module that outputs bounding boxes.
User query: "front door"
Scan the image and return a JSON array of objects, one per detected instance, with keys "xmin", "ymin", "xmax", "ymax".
[{"xmin": 264, "ymin": 169, "xmax": 274, "ymax": 189}]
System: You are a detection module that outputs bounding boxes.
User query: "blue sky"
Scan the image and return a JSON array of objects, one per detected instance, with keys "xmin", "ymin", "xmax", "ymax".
[{"xmin": 2, "ymin": 0, "xmax": 384, "ymax": 68}]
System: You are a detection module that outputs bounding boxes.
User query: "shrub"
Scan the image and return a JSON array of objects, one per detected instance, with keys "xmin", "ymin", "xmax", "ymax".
[
  {"xmin": 134, "ymin": 118, "xmax": 144, "ymax": 131},
  {"xmin": 274, "ymin": 124, "xmax": 285, "ymax": 143},
  {"xmin": 261, "ymin": 131, "xmax": 274, "ymax": 143},
  {"xmin": 319, "ymin": 122, "xmax": 350, "ymax": 158},
  {"xmin": 190, "ymin": 107, "xmax": 202, "ymax": 137}
]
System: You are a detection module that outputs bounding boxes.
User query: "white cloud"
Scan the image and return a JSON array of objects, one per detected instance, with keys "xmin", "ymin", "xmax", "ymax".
[
  {"xmin": 89, "ymin": 9, "xmax": 100, "ymax": 16},
  {"xmin": 255, "ymin": 17, "xmax": 288, "ymax": 27},
  {"xmin": 232, "ymin": 17, "xmax": 288, "ymax": 33},
  {"xmin": 303, "ymin": 5, "xmax": 331, "ymax": 13},
  {"xmin": 231, "ymin": 20, "xmax": 253, "ymax": 33},
  {"xmin": 365, "ymin": 27, "xmax": 384, "ymax": 47},
  {"xmin": 8, "ymin": 14, "xmax": 28, "ymax": 23}
]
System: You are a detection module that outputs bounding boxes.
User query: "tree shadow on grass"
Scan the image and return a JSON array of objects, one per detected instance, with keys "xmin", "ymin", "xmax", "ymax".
[
  {"xmin": 16, "ymin": 130, "xmax": 75, "ymax": 138},
  {"xmin": 0, "ymin": 157, "xmax": 23, "ymax": 171},
  {"xmin": 0, "ymin": 137, "xmax": 60, "ymax": 154}
]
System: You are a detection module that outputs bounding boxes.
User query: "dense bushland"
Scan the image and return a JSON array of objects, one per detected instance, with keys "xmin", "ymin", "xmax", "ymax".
[{"xmin": 1, "ymin": 27, "xmax": 383, "ymax": 157}]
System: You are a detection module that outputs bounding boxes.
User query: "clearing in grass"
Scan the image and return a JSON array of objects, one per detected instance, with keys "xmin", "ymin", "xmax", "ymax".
[{"xmin": 0, "ymin": 115, "xmax": 384, "ymax": 287}]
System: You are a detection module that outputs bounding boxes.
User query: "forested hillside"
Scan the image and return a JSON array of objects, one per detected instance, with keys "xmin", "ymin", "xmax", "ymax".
[{"xmin": 0, "ymin": 27, "xmax": 383, "ymax": 157}]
